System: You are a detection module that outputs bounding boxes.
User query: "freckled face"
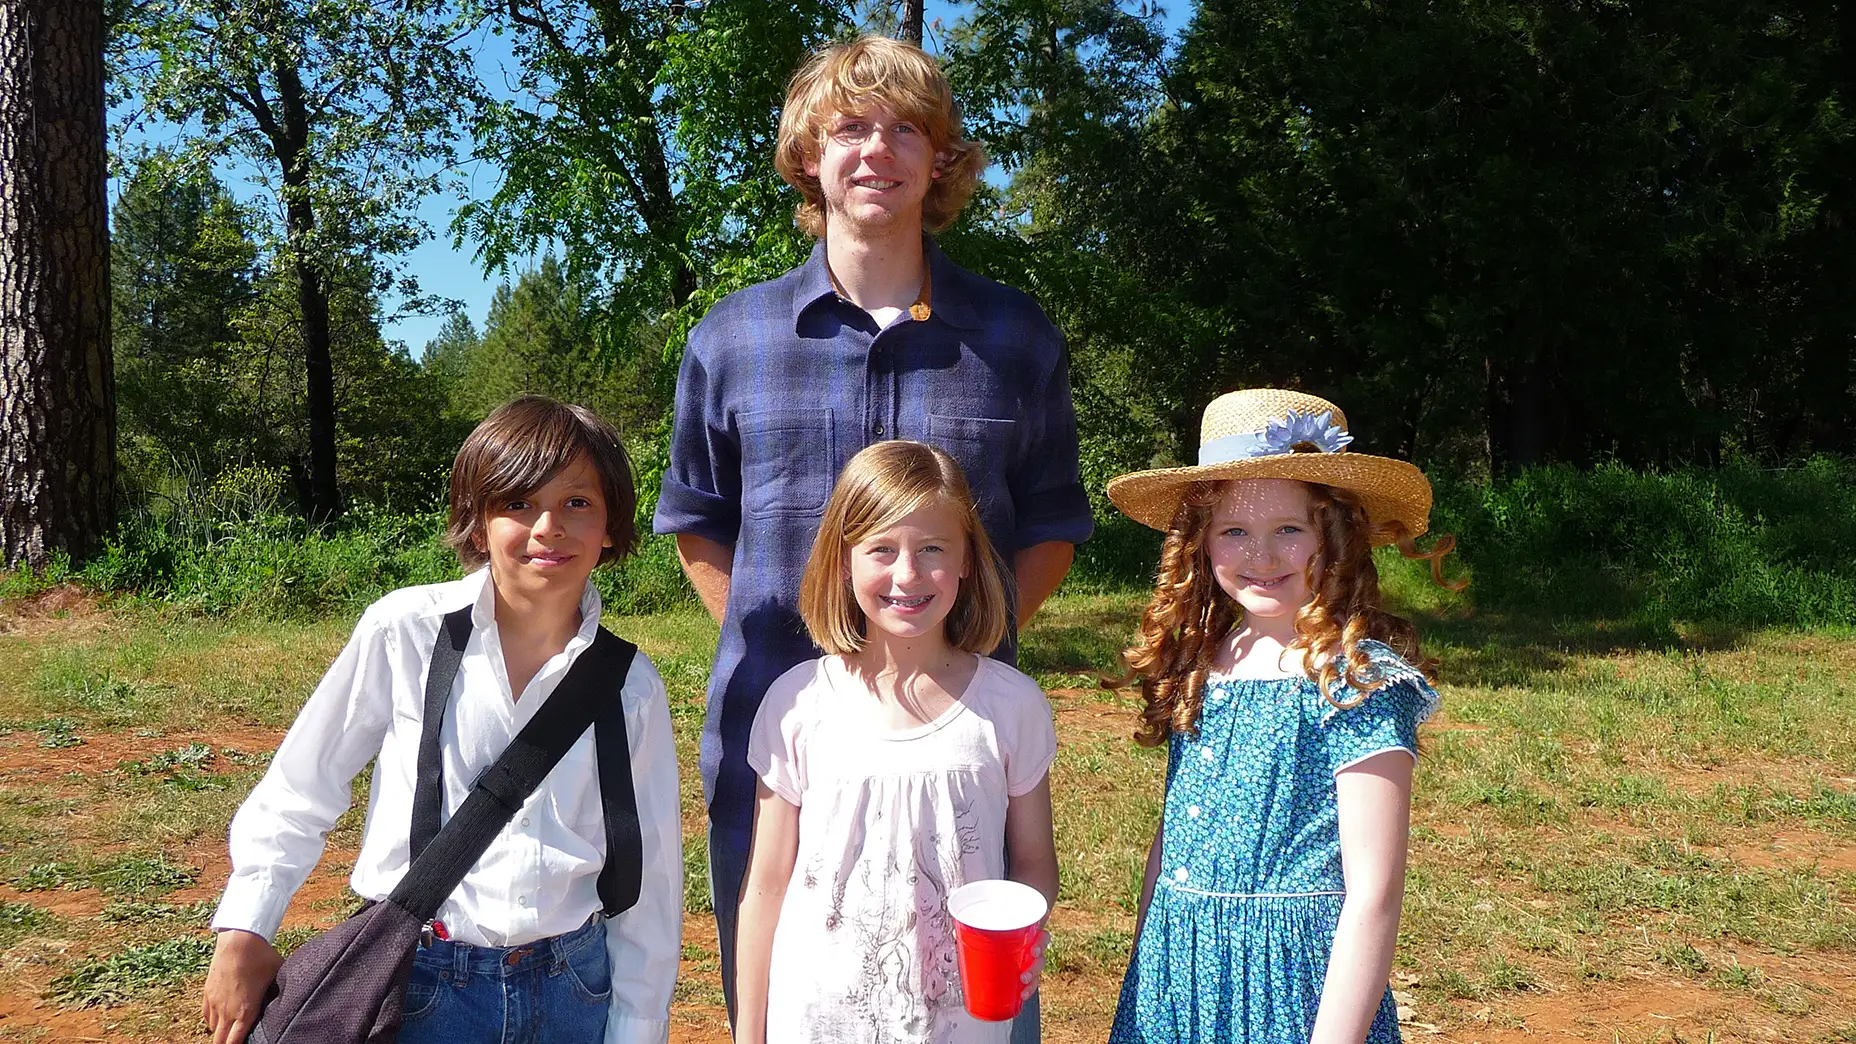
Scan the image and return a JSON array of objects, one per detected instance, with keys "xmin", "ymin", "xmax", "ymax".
[
  {"xmin": 1204, "ymin": 479, "xmax": 1320, "ymax": 622},
  {"xmin": 846, "ymin": 500, "xmax": 970, "ymax": 644},
  {"xmin": 480, "ymin": 455, "xmax": 612, "ymax": 599}
]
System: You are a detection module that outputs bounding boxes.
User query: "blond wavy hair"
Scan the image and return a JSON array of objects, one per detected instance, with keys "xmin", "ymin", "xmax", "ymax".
[
  {"xmin": 1110, "ymin": 480, "xmax": 1463, "ymax": 747},
  {"xmin": 799, "ymin": 441, "xmax": 1009, "ymax": 656},
  {"xmin": 775, "ymin": 35, "xmax": 988, "ymax": 238}
]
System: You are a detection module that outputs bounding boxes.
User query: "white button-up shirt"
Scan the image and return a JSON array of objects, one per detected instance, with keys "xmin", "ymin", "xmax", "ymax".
[{"xmin": 212, "ymin": 569, "xmax": 681, "ymax": 1044}]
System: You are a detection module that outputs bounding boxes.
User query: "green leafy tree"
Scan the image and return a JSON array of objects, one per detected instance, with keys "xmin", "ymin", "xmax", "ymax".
[
  {"xmin": 111, "ymin": 154, "xmax": 261, "ymax": 486},
  {"xmin": 457, "ymin": 0, "xmax": 846, "ymax": 367},
  {"xmin": 435, "ymin": 258, "xmax": 665, "ymax": 439},
  {"xmin": 115, "ymin": 0, "xmax": 479, "ymax": 518}
]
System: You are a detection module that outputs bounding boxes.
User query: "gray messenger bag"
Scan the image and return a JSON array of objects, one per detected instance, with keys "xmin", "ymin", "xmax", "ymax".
[{"xmin": 249, "ymin": 606, "xmax": 643, "ymax": 1044}]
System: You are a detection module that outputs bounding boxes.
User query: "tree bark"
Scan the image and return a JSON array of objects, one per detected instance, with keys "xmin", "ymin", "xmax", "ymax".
[
  {"xmin": 900, "ymin": 0, "xmax": 923, "ymax": 45},
  {"xmin": 0, "ymin": 0, "xmax": 114, "ymax": 568},
  {"xmin": 267, "ymin": 57, "xmax": 341, "ymax": 521}
]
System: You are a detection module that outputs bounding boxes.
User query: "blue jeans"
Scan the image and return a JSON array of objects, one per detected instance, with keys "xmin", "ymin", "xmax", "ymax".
[
  {"xmin": 397, "ymin": 916, "xmax": 609, "ymax": 1044},
  {"xmin": 710, "ymin": 829, "xmax": 1042, "ymax": 1042}
]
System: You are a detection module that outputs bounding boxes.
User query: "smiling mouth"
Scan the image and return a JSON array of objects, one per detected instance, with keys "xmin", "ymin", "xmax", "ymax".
[
  {"xmin": 853, "ymin": 178, "xmax": 902, "ymax": 190},
  {"xmin": 1241, "ymin": 574, "xmax": 1292, "ymax": 590},
  {"xmin": 881, "ymin": 594, "xmax": 932, "ymax": 608},
  {"xmin": 526, "ymin": 551, "xmax": 575, "ymax": 566}
]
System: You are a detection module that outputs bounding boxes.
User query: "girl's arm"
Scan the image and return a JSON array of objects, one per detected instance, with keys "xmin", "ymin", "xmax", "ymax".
[
  {"xmin": 1132, "ymin": 819, "xmax": 1165, "ymax": 941},
  {"xmin": 1004, "ymin": 776, "xmax": 1060, "ymax": 907},
  {"xmin": 1310, "ymin": 749, "xmax": 1414, "ymax": 1044},
  {"xmin": 734, "ymin": 782, "xmax": 801, "ymax": 1044},
  {"xmin": 1004, "ymin": 776, "xmax": 1060, "ymax": 999},
  {"xmin": 601, "ymin": 655, "xmax": 683, "ymax": 1044}
]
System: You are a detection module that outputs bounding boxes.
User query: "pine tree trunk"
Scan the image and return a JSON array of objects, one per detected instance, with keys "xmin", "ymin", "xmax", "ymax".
[
  {"xmin": 900, "ymin": 0, "xmax": 923, "ymax": 45},
  {"xmin": 0, "ymin": 0, "xmax": 114, "ymax": 569}
]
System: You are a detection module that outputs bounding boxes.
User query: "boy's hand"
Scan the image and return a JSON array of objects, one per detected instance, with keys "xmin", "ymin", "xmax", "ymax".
[
  {"xmin": 1019, "ymin": 928, "xmax": 1051, "ymax": 1001},
  {"xmin": 203, "ymin": 929, "xmax": 281, "ymax": 1044}
]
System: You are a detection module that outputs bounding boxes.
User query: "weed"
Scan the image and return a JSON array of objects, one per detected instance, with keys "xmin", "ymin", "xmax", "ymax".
[
  {"xmin": 14, "ymin": 862, "xmax": 82, "ymax": 891},
  {"xmin": 1655, "ymin": 941, "xmax": 1710, "ymax": 975},
  {"xmin": 35, "ymin": 717, "xmax": 82, "ymax": 748},
  {"xmin": 90, "ymin": 854, "xmax": 198, "ymax": 896},
  {"xmin": 119, "ymin": 742, "xmax": 215, "ymax": 775},
  {"xmin": 98, "ymin": 900, "xmax": 215, "ymax": 925},
  {"xmin": 0, "ymin": 900, "xmax": 56, "ymax": 947},
  {"xmin": 46, "ymin": 937, "xmax": 214, "ymax": 1007}
]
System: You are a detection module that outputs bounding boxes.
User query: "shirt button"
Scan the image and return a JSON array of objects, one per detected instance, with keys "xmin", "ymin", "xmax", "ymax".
[
  {"xmin": 1173, "ymin": 867, "xmax": 1189, "ymax": 882},
  {"xmin": 874, "ymin": 425, "xmax": 885, "ymax": 436},
  {"xmin": 1200, "ymin": 747, "xmax": 1215, "ymax": 761},
  {"xmin": 517, "ymin": 895, "xmax": 529, "ymax": 908},
  {"xmin": 1187, "ymin": 805, "xmax": 1200, "ymax": 819},
  {"xmin": 520, "ymin": 816, "xmax": 531, "ymax": 827}
]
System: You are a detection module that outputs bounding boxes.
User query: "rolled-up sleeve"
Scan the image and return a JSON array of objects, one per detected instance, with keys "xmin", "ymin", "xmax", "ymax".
[
  {"xmin": 212, "ymin": 609, "xmax": 394, "ymax": 942},
  {"xmin": 653, "ymin": 330, "xmax": 740, "ymax": 547},
  {"xmin": 1011, "ymin": 326, "xmax": 1095, "ymax": 550},
  {"xmin": 603, "ymin": 652, "xmax": 683, "ymax": 1044}
]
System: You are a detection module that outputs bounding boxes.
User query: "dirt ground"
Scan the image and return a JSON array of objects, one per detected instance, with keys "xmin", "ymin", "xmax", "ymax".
[
  {"xmin": 4, "ymin": 721, "xmax": 1849, "ymax": 1041},
  {"xmin": 2, "ymin": 593, "xmax": 1852, "ymax": 1041}
]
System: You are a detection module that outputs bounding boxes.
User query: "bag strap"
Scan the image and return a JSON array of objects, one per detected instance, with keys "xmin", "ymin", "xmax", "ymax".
[
  {"xmin": 409, "ymin": 606, "xmax": 473, "ymax": 863},
  {"xmin": 393, "ymin": 608, "xmax": 643, "ymax": 922},
  {"xmin": 591, "ymin": 628, "xmax": 643, "ymax": 916}
]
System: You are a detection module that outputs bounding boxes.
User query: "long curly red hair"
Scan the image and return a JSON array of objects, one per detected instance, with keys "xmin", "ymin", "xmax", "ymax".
[{"xmin": 1109, "ymin": 480, "xmax": 1464, "ymax": 747}]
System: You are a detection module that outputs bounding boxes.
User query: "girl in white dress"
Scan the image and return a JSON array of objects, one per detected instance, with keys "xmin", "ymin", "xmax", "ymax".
[{"xmin": 734, "ymin": 441, "xmax": 1060, "ymax": 1044}]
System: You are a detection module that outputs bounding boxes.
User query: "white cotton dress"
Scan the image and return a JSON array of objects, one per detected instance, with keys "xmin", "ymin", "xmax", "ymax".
[{"xmin": 748, "ymin": 653, "xmax": 1058, "ymax": 1044}]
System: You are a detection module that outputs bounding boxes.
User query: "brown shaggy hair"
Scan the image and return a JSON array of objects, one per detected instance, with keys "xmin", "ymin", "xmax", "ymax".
[
  {"xmin": 1108, "ymin": 480, "xmax": 1463, "ymax": 747},
  {"xmin": 774, "ymin": 35, "xmax": 988, "ymax": 238},
  {"xmin": 445, "ymin": 396, "xmax": 638, "ymax": 571},
  {"xmin": 799, "ymin": 441, "xmax": 1009, "ymax": 656}
]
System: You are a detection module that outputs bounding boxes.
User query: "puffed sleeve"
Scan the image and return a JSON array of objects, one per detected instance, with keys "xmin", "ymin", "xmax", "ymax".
[
  {"xmin": 746, "ymin": 662, "xmax": 815, "ymax": 806},
  {"xmin": 999, "ymin": 668, "xmax": 1058, "ymax": 797},
  {"xmin": 652, "ymin": 329, "xmax": 740, "ymax": 547},
  {"xmin": 212, "ymin": 604, "xmax": 396, "ymax": 941},
  {"xmin": 603, "ymin": 652, "xmax": 682, "ymax": 1044},
  {"xmin": 1320, "ymin": 641, "xmax": 1438, "ymax": 776}
]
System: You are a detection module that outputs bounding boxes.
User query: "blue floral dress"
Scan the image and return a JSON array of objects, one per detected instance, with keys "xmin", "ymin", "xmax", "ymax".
[{"xmin": 1108, "ymin": 640, "xmax": 1438, "ymax": 1044}]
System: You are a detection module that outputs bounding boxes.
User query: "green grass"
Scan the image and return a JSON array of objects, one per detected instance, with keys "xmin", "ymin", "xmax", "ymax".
[
  {"xmin": 46, "ymin": 937, "xmax": 215, "ymax": 1008},
  {"xmin": 1, "ymin": 583, "xmax": 1855, "ymax": 1037}
]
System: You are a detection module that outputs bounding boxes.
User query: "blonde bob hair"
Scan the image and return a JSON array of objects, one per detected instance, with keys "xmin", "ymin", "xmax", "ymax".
[
  {"xmin": 800, "ymin": 441, "xmax": 1009, "ymax": 656},
  {"xmin": 775, "ymin": 35, "xmax": 989, "ymax": 238}
]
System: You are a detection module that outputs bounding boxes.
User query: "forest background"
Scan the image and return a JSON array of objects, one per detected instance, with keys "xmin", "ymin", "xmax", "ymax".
[
  {"xmin": 3, "ymin": 2, "xmax": 1856, "ymax": 1040},
  {"xmin": 9, "ymin": 0, "xmax": 1846, "ymax": 628}
]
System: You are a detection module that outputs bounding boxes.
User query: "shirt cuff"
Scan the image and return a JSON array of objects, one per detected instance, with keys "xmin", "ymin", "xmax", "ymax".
[
  {"xmin": 211, "ymin": 872, "xmax": 291, "ymax": 942},
  {"xmin": 1013, "ymin": 486, "xmax": 1095, "ymax": 550},
  {"xmin": 651, "ymin": 476, "xmax": 740, "ymax": 546},
  {"xmin": 604, "ymin": 1011, "xmax": 670, "ymax": 1044}
]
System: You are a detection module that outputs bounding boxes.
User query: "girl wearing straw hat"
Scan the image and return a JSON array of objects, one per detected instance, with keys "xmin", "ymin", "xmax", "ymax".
[{"xmin": 1103, "ymin": 389, "xmax": 1461, "ymax": 1044}]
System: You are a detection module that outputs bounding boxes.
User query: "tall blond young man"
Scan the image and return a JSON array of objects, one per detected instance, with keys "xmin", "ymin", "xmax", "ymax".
[{"xmin": 653, "ymin": 36, "xmax": 1092, "ymax": 1040}]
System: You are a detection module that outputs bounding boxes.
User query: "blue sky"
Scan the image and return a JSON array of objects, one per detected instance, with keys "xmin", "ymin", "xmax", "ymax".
[{"xmin": 117, "ymin": 2, "xmax": 1189, "ymax": 356}]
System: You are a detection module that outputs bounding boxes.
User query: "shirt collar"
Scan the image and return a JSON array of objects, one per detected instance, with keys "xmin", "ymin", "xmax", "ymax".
[
  {"xmin": 790, "ymin": 235, "xmax": 983, "ymax": 333},
  {"xmin": 462, "ymin": 565, "xmax": 604, "ymax": 645}
]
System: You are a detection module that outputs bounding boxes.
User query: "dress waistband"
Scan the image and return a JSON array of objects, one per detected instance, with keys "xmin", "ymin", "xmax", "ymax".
[{"xmin": 1167, "ymin": 884, "xmax": 1347, "ymax": 900}]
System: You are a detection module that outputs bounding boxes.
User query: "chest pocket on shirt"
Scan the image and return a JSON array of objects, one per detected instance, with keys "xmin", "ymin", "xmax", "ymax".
[
  {"xmin": 927, "ymin": 414, "xmax": 1016, "ymax": 501},
  {"xmin": 739, "ymin": 408, "xmax": 836, "ymax": 518}
]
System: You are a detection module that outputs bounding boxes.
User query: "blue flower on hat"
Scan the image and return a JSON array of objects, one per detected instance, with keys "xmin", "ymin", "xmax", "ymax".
[{"xmin": 1261, "ymin": 409, "xmax": 1353, "ymax": 455}]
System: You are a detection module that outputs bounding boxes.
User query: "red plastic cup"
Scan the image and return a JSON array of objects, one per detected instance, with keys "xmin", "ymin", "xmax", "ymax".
[{"xmin": 947, "ymin": 879, "xmax": 1048, "ymax": 1022}]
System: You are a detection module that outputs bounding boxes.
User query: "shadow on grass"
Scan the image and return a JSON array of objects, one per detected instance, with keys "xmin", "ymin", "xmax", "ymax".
[
  {"xmin": 1412, "ymin": 609, "xmax": 1755, "ymax": 689},
  {"xmin": 1023, "ymin": 587, "xmax": 1768, "ymax": 691}
]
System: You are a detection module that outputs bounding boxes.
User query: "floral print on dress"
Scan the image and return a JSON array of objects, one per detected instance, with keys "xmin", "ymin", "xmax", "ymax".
[{"xmin": 1108, "ymin": 641, "xmax": 1437, "ymax": 1044}]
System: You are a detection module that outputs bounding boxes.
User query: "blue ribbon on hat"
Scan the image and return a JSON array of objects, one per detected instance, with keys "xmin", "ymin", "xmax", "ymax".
[{"xmin": 1197, "ymin": 409, "xmax": 1355, "ymax": 466}]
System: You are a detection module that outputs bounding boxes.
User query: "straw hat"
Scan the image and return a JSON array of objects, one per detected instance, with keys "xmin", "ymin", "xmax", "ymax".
[{"xmin": 1106, "ymin": 389, "xmax": 1432, "ymax": 542}]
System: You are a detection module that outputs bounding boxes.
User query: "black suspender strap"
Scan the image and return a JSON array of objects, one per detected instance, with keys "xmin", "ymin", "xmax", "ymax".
[
  {"xmin": 409, "ymin": 606, "xmax": 473, "ymax": 863},
  {"xmin": 591, "ymin": 629, "xmax": 644, "ymax": 916},
  {"xmin": 398, "ymin": 607, "xmax": 644, "ymax": 923}
]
